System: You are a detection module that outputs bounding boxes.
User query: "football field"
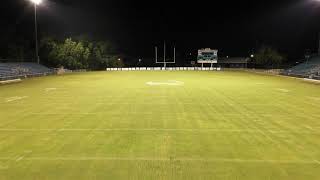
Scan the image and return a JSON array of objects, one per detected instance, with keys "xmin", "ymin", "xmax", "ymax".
[{"xmin": 0, "ymin": 71, "xmax": 320, "ymax": 179}]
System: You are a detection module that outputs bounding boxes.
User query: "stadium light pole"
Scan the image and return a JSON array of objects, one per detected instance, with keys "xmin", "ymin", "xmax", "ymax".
[{"xmin": 29, "ymin": 0, "xmax": 42, "ymax": 64}]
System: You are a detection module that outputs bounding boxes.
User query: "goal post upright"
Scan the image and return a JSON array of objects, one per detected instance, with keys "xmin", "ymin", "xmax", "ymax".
[
  {"xmin": 164, "ymin": 41, "xmax": 166, "ymax": 69},
  {"xmin": 155, "ymin": 46, "xmax": 158, "ymax": 63},
  {"xmin": 173, "ymin": 46, "xmax": 176, "ymax": 64},
  {"xmin": 155, "ymin": 41, "xmax": 176, "ymax": 69}
]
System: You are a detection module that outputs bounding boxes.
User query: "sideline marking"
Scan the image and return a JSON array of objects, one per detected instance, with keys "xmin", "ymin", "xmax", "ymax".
[{"xmin": 303, "ymin": 78, "xmax": 320, "ymax": 83}]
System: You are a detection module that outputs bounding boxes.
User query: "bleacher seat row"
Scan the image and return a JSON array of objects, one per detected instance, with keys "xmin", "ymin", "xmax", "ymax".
[
  {"xmin": 283, "ymin": 56, "xmax": 320, "ymax": 78},
  {"xmin": 0, "ymin": 63, "xmax": 53, "ymax": 81}
]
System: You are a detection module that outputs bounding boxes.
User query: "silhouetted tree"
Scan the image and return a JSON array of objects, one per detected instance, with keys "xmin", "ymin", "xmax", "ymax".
[{"xmin": 254, "ymin": 46, "xmax": 285, "ymax": 68}]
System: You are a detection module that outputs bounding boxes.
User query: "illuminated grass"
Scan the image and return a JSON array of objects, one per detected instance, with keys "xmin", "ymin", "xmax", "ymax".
[{"xmin": 0, "ymin": 71, "xmax": 320, "ymax": 179}]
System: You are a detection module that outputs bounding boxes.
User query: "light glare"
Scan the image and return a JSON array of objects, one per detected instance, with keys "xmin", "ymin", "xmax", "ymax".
[{"xmin": 30, "ymin": 0, "xmax": 42, "ymax": 5}]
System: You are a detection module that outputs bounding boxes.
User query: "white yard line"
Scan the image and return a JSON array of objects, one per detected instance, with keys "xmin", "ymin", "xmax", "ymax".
[
  {"xmin": 45, "ymin": 88, "xmax": 57, "ymax": 92},
  {"xmin": 304, "ymin": 125, "xmax": 314, "ymax": 131},
  {"xmin": 146, "ymin": 80, "xmax": 184, "ymax": 86},
  {"xmin": 0, "ymin": 156, "xmax": 318, "ymax": 164},
  {"xmin": 15, "ymin": 156, "xmax": 24, "ymax": 162},
  {"xmin": 275, "ymin": 88, "xmax": 290, "ymax": 93},
  {"xmin": 0, "ymin": 128, "xmax": 318, "ymax": 134},
  {"xmin": 5, "ymin": 96, "xmax": 28, "ymax": 102},
  {"xmin": 307, "ymin": 96, "xmax": 320, "ymax": 101}
]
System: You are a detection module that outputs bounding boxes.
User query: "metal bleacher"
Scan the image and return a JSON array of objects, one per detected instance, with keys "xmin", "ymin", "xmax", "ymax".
[
  {"xmin": 284, "ymin": 56, "xmax": 320, "ymax": 78},
  {"xmin": 0, "ymin": 63, "xmax": 54, "ymax": 81}
]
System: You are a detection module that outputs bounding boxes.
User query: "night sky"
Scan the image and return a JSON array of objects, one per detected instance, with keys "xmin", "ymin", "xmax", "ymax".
[{"xmin": 1, "ymin": 0, "xmax": 320, "ymax": 60}]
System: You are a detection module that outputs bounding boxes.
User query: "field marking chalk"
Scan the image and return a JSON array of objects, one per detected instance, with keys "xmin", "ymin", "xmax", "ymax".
[
  {"xmin": 45, "ymin": 88, "xmax": 57, "ymax": 92},
  {"xmin": 16, "ymin": 156, "xmax": 24, "ymax": 162},
  {"xmin": 275, "ymin": 88, "xmax": 290, "ymax": 93},
  {"xmin": 146, "ymin": 80, "xmax": 184, "ymax": 86},
  {"xmin": 304, "ymin": 125, "xmax": 314, "ymax": 130},
  {"xmin": 307, "ymin": 96, "xmax": 320, "ymax": 101},
  {"xmin": 5, "ymin": 96, "xmax": 28, "ymax": 102}
]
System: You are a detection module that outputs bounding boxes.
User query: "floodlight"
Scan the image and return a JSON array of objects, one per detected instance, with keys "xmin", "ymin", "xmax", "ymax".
[
  {"xmin": 29, "ymin": 0, "xmax": 43, "ymax": 64},
  {"xmin": 30, "ymin": 0, "xmax": 43, "ymax": 5}
]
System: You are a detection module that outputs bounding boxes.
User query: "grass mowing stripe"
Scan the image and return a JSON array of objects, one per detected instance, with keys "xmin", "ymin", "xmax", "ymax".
[
  {"xmin": 0, "ymin": 157, "xmax": 319, "ymax": 164},
  {"xmin": 0, "ymin": 129, "xmax": 320, "ymax": 134},
  {"xmin": 0, "ymin": 128, "xmax": 318, "ymax": 134},
  {"xmin": 1, "ymin": 71, "xmax": 320, "ymax": 179}
]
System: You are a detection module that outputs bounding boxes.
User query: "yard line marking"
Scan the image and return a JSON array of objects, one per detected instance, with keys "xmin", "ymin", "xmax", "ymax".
[
  {"xmin": 45, "ymin": 88, "xmax": 57, "ymax": 92},
  {"xmin": 16, "ymin": 156, "xmax": 24, "ymax": 162},
  {"xmin": 146, "ymin": 80, "xmax": 184, "ymax": 86},
  {"xmin": 304, "ymin": 125, "xmax": 314, "ymax": 130},
  {"xmin": 275, "ymin": 88, "xmax": 290, "ymax": 93},
  {"xmin": 307, "ymin": 96, "xmax": 320, "ymax": 101},
  {"xmin": 0, "ymin": 128, "xmax": 318, "ymax": 134},
  {"xmin": 5, "ymin": 96, "xmax": 28, "ymax": 102},
  {"xmin": 0, "ymin": 157, "xmax": 318, "ymax": 164}
]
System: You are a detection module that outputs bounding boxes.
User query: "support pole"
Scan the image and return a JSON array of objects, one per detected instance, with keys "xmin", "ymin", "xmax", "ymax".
[
  {"xmin": 155, "ymin": 46, "xmax": 158, "ymax": 63},
  {"xmin": 34, "ymin": 4, "xmax": 40, "ymax": 64},
  {"xmin": 173, "ymin": 46, "xmax": 176, "ymax": 63},
  {"xmin": 318, "ymin": 32, "xmax": 320, "ymax": 56},
  {"xmin": 164, "ymin": 41, "xmax": 166, "ymax": 69}
]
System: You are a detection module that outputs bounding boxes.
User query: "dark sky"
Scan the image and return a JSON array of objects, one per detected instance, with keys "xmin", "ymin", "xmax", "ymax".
[{"xmin": 1, "ymin": 0, "xmax": 320, "ymax": 60}]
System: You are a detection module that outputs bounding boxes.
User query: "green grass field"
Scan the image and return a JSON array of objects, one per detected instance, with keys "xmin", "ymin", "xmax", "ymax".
[{"xmin": 0, "ymin": 71, "xmax": 320, "ymax": 179}]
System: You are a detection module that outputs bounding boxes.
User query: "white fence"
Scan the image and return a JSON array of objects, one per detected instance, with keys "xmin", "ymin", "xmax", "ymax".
[{"xmin": 106, "ymin": 67, "xmax": 221, "ymax": 71}]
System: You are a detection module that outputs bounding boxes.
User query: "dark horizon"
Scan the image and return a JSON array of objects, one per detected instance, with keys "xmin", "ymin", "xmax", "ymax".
[{"xmin": 1, "ymin": 0, "xmax": 320, "ymax": 61}]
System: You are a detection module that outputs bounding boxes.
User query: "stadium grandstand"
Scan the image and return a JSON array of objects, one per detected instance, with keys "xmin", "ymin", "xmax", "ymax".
[
  {"xmin": 218, "ymin": 57, "xmax": 249, "ymax": 68},
  {"xmin": 283, "ymin": 55, "xmax": 320, "ymax": 79},
  {"xmin": 0, "ymin": 62, "xmax": 53, "ymax": 81}
]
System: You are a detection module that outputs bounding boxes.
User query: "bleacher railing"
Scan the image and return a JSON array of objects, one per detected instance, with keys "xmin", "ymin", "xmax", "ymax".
[{"xmin": 0, "ymin": 72, "xmax": 55, "ymax": 81}]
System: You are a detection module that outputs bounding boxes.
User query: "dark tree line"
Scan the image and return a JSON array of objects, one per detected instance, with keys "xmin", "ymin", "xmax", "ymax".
[
  {"xmin": 252, "ymin": 46, "xmax": 286, "ymax": 69},
  {"xmin": 0, "ymin": 34, "xmax": 124, "ymax": 70},
  {"xmin": 40, "ymin": 36, "xmax": 124, "ymax": 70}
]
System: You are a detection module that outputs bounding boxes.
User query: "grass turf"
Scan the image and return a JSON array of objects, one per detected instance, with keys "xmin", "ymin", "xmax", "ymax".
[{"xmin": 0, "ymin": 71, "xmax": 320, "ymax": 179}]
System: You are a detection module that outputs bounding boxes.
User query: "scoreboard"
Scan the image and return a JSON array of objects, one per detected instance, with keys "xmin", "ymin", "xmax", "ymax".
[{"xmin": 197, "ymin": 48, "xmax": 218, "ymax": 64}]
